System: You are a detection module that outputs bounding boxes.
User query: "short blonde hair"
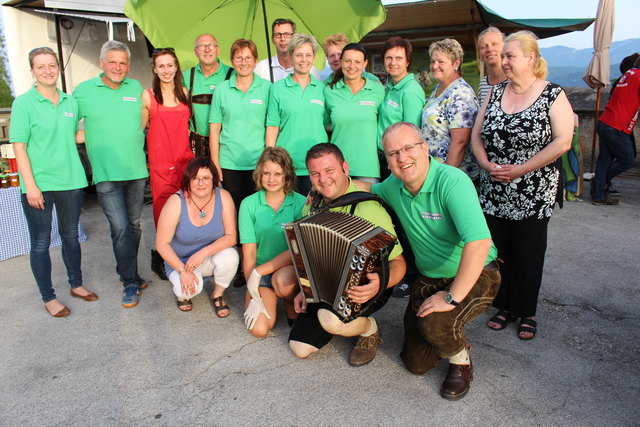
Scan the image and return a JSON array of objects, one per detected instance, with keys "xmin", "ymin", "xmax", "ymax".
[
  {"xmin": 429, "ymin": 38, "xmax": 464, "ymax": 70},
  {"xmin": 505, "ymin": 30, "xmax": 547, "ymax": 79},
  {"xmin": 323, "ymin": 33, "xmax": 349, "ymax": 55},
  {"xmin": 288, "ymin": 33, "xmax": 318, "ymax": 57}
]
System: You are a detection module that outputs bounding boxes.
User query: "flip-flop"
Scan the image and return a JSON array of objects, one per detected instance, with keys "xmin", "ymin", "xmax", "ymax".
[
  {"xmin": 212, "ymin": 296, "xmax": 230, "ymax": 318},
  {"xmin": 177, "ymin": 299, "xmax": 193, "ymax": 312},
  {"xmin": 487, "ymin": 310, "xmax": 516, "ymax": 331},
  {"xmin": 518, "ymin": 318, "xmax": 537, "ymax": 340}
]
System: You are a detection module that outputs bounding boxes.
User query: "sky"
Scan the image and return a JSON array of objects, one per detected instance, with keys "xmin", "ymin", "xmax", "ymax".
[{"xmin": 382, "ymin": 0, "xmax": 636, "ymax": 49}]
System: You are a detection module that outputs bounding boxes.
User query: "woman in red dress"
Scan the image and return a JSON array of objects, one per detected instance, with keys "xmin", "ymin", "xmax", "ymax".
[{"xmin": 142, "ymin": 48, "xmax": 194, "ymax": 278}]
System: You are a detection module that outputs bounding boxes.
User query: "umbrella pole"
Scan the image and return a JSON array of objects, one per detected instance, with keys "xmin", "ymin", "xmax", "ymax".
[
  {"xmin": 589, "ymin": 87, "xmax": 602, "ymax": 173},
  {"xmin": 261, "ymin": 0, "xmax": 274, "ymax": 82}
]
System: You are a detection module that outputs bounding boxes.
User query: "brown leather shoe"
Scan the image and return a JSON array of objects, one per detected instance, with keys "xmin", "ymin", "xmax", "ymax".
[
  {"xmin": 440, "ymin": 361, "xmax": 473, "ymax": 400},
  {"xmin": 70, "ymin": 289, "xmax": 99, "ymax": 301},
  {"xmin": 46, "ymin": 305, "xmax": 71, "ymax": 318},
  {"xmin": 349, "ymin": 327, "xmax": 383, "ymax": 366}
]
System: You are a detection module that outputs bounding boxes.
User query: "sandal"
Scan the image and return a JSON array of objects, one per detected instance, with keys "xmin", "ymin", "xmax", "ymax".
[
  {"xmin": 212, "ymin": 296, "xmax": 230, "ymax": 318},
  {"xmin": 487, "ymin": 310, "xmax": 516, "ymax": 331},
  {"xmin": 177, "ymin": 299, "xmax": 193, "ymax": 312},
  {"xmin": 518, "ymin": 318, "xmax": 537, "ymax": 340}
]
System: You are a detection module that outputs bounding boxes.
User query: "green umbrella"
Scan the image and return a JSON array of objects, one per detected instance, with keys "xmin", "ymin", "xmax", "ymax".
[{"xmin": 124, "ymin": 0, "xmax": 386, "ymax": 71}]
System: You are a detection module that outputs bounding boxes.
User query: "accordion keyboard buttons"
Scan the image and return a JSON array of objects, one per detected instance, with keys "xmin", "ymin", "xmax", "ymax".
[{"xmin": 350, "ymin": 262, "xmax": 357, "ymax": 270}]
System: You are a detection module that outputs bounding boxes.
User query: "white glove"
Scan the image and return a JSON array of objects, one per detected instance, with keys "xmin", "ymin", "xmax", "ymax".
[
  {"xmin": 244, "ymin": 269, "xmax": 271, "ymax": 330},
  {"xmin": 244, "ymin": 298, "xmax": 271, "ymax": 330},
  {"xmin": 247, "ymin": 269, "xmax": 262, "ymax": 300}
]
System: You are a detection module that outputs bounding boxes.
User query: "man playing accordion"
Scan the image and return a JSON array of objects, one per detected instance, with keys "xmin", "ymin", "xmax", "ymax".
[{"xmin": 288, "ymin": 143, "xmax": 406, "ymax": 366}]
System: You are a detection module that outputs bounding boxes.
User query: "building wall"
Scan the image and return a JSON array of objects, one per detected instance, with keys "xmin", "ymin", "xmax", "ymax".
[{"xmin": 3, "ymin": 7, "xmax": 153, "ymax": 96}]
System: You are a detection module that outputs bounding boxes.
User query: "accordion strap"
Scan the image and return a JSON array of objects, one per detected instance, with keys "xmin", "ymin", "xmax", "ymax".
[{"xmin": 312, "ymin": 191, "xmax": 386, "ymax": 215}]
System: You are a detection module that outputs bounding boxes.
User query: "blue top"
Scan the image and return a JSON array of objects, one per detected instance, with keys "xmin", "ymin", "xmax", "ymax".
[{"xmin": 165, "ymin": 188, "xmax": 224, "ymax": 275}]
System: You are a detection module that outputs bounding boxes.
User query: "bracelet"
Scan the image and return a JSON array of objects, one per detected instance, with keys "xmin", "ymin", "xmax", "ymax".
[{"xmin": 178, "ymin": 266, "xmax": 185, "ymax": 273}]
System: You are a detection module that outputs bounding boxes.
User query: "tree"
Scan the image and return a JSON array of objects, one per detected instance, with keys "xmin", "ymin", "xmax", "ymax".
[{"xmin": 0, "ymin": 26, "xmax": 14, "ymax": 107}]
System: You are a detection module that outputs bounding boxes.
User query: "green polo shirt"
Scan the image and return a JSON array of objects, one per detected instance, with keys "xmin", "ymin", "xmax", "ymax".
[
  {"xmin": 266, "ymin": 75, "xmax": 328, "ymax": 175},
  {"xmin": 324, "ymin": 77, "xmax": 384, "ymax": 178},
  {"xmin": 377, "ymin": 73, "xmax": 425, "ymax": 148},
  {"xmin": 371, "ymin": 158, "xmax": 496, "ymax": 278},
  {"xmin": 239, "ymin": 190, "xmax": 306, "ymax": 265},
  {"xmin": 73, "ymin": 75, "xmax": 148, "ymax": 184},
  {"xmin": 10, "ymin": 87, "xmax": 87, "ymax": 193},
  {"xmin": 323, "ymin": 71, "xmax": 380, "ymax": 85},
  {"xmin": 209, "ymin": 74, "xmax": 271, "ymax": 170},
  {"xmin": 302, "ymin": 179, "xmax": 403, "ymax": 261},
  {"xmin": 183, "ymin": 61, "xmax": 231, "ymax": 136}
]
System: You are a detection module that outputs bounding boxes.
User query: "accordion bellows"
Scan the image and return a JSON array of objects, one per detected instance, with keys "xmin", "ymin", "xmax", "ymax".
[{"xmin": 285, "ymin": 211, "xmax": 397, "ymax": 322}]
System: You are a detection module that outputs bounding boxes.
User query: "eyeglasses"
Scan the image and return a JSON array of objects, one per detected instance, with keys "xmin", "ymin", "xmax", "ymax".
[
  {"xmin": 233, "ymin": 55, "xmax": 255, "ymax": 63},
  {"xmin": 386, "ymin": 141, "xmax": 424, "ymax": 160},
  {"xmin": 153, "ymin": 47, "xmax": 175, "ymax": 54},
  {"xmin": 192, "ymin": 176, "xmax": 213, "ymax": 183},
  {"xmin": 195, "ymin": 42, "xmax": 218, "ymax": 51},
  {"xmin": 273, "ymin": 32, "xmax": 293, "ymax": 39}
]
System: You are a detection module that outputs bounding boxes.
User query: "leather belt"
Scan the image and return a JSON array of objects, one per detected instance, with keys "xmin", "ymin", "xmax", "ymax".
[{"xmin": 191, "ymin": 94, "xmax": 212, "ymax": 105}]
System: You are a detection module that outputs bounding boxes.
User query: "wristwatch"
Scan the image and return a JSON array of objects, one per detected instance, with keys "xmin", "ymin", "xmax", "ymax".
[{"xmin": 444, "ymin": 292, "xmax": 460, "ymax": 306}]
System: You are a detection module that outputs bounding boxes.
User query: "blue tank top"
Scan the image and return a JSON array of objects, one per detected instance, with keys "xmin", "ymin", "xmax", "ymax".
[{"xmin": 165, "ymin": 188, "xmax": 224, "ymax": 275}]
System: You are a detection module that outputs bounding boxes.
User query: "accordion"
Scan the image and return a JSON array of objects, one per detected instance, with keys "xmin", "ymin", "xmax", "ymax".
[{"xmin": 285, "ymin": 211, "xmax": 397, "ymax": 322}]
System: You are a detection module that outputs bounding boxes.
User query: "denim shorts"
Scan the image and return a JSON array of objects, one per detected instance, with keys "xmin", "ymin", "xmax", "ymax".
[{"xmin": 259, "ymin": 273, "xmax": 273, "ymax": 288}]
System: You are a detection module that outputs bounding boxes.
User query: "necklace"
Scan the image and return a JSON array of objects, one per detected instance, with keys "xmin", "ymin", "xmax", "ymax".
[
  {"xmin": 192, "ymin": 193, "xmax": 213, "ymax": 218},
  {"xmin": 508, "ymin": 78, "xmax": 537, "ymax": 95}
]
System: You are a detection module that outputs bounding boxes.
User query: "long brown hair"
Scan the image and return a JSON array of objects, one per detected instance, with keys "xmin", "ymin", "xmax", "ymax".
[{"xmin": 151, "ymin": 48, "xmax": 189, "ymax": 106}]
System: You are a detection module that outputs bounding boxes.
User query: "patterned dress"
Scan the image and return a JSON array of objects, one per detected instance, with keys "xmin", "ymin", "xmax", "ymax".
[
  {"xmin": 421, "ymin": 77, "xmax": 479, "ymax": 178},
  {"xmin": 479, "ymin": 81, "xmax": 564, "ymax": 220}
]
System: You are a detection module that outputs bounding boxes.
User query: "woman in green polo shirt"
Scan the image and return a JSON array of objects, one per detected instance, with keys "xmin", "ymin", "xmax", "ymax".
[
  {"xmin": 324, "ymin": 43, "xmax": 384, "ymax": 183},
  {"xmin": 239, "ymin": 147, "xmax": 305, "ymax": 337},
  {"xmin": 377, "ymin": 37, "xmax": 425, "ymax": 180},
  {"xmin": 10, "ymin": 47, "xmax": 97, "ymax": 317},
  {"xmin": 266, "ymin": 33, "xmax": 328, "ymax": 195},
  {"xmin": 209, "ymin": 38, "xmax": 271, "ymax": 212}
]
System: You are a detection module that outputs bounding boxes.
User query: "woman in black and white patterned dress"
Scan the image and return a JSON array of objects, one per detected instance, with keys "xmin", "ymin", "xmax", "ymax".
[{"xmin": 471, "ymin": 31, "xmax": 574, "ymax": 340}]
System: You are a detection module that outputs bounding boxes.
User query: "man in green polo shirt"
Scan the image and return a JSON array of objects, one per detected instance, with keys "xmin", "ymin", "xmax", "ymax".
[
  {"xmin": 73, "ymin": 40, "xmax": 148, "ymax": 309},
  {"xmin": 183, "ymin": 33, "xmax": 232, "ymax": 157},
  {"xmin": 371, "ymin": 122, "xmax": 500, "ymax": 401},
  {"xmin": 288, "ymin": 143, "xmax": 406, "ymax": 367}
]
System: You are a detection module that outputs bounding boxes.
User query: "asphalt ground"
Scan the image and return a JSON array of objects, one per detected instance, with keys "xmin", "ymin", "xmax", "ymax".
[{"xmin": 1, "ymin": 178, "xmax": 638, "ymax": 426}]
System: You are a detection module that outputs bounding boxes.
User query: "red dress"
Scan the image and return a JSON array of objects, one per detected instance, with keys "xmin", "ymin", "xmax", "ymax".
[{"xmin": 147, "ymin": 88, "xmax": 194, "ymax": 226}]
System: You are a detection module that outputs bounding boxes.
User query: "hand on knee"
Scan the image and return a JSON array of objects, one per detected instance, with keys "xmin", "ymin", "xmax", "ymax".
[{"xmin": 289, "ymin": 340, "xmax": 318, "ymax": 359}]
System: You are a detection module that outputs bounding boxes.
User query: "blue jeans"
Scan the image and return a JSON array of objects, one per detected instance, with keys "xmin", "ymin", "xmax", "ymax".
[
  {"xmin": 21, "ymin": 188, "xmax": 84, "ymax": 303},
  {"xmin": 592, "ymin": 121, "xmax": 636, "ymax": 200},
  {"xmin": 95, "ymin": 178, "xmax": 146, "ymax": 288}
]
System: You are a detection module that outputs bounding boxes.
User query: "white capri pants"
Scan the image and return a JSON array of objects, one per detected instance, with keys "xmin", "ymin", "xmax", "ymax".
[{"xmin": 169, "ymin": 247, "xmax": 239, "ymax": 300}]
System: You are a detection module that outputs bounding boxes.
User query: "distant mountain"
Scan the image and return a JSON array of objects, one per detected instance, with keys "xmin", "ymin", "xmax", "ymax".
[{"xmin": 542, "ymin": 38, "xmax": 640, "ymax": 87}]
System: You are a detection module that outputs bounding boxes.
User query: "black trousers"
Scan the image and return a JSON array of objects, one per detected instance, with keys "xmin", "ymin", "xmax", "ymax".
[
  {"xmin": 221, "ymin": 168, "xmax": 255, "ymax": 213},
  {"xmin": 485, "ymin": 214, "xmax": 550, "ymax": 317}
]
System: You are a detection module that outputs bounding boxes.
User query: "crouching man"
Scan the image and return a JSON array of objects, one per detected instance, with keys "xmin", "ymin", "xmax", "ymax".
[
  {"xmin": 288, "ymin": 143, "xmax": 406, "ymax": 366},
  {"xmin": 371, "ymin": 122, "xmax": 500, "ymax": 400}
]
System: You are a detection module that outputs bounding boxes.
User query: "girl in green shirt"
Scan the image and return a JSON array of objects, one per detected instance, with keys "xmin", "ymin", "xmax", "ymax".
[{"xmin": 240, "ymin": 147, "xmax": 305, "ymax": 337}]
